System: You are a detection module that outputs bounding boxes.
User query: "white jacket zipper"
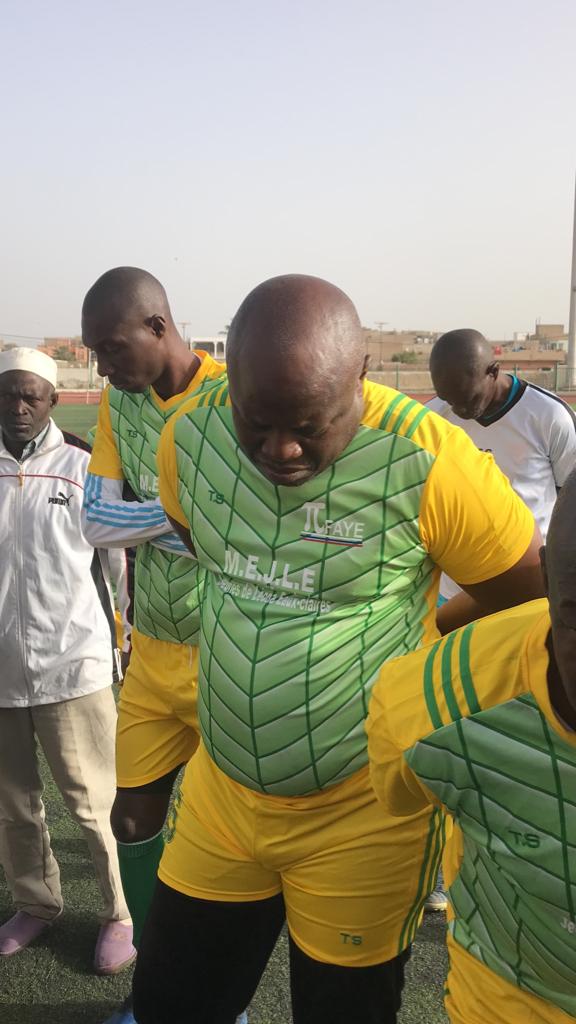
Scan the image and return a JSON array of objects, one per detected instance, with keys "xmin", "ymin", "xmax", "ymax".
[{"xmin": 13, "ymin": 460, "xmax": 32, "ymax": 696}]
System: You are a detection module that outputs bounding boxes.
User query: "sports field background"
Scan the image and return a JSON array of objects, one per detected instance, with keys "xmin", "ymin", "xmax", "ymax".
[
  {"xmin": 50, "ymin": 396, "xmax": 576, "ymax": 442},
  {"xmin": 0, "ymin": 750, "xmax": 449, "ymax": 1023},
  {"xmin": 53, "ymin": 404, "xmax": 100, "ymax": 439},
  {"xmin": 1, "ymin": 399, "xmax": 458, "ymax": 1020}
]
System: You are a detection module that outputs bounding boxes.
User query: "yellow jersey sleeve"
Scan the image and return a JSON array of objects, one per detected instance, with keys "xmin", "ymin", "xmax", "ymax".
[
  {"xmin": 419, "ymin": 426, "xmax": 534, "ymax": 585},
  {"xmin": 367, "ymin": 649, "xmax": 442, "ymax": 816},
  {"xmin": 87, "ymin": 388, "xmax": 124, "ymax": 480},
  {"xmin": 157, "ymin": 377, "xmax": 231, "ymax": 529},
  {"xmin": 157, "ymin": 415, "xmax": 188, "ymax": 528}
]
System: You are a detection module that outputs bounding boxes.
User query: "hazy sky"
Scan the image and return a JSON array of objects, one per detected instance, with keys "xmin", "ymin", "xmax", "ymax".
[{"xmin": 1, "ymin": 0, "xmax": 575, "ymax": 342}]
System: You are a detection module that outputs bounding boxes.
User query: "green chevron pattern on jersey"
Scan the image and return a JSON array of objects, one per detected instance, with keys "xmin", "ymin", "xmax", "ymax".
[
  {"xmin": 406, "ymin": 693, "xmax": 576, "ymax": 1016},
  {"xmin": 109, "ymin": 387, "xmax": 207, "ymax": 644},
  {"xmin": 173, "ymin": 401, "xmax": 439, "ymax": 795}
]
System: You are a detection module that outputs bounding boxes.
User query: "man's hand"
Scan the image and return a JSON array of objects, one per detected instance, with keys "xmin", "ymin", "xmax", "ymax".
[{"xmin": 120, "ymin": 648, "xmax": 131, "ymax": 680}]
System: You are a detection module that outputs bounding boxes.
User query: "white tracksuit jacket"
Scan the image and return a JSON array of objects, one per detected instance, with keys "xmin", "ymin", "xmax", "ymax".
[{"xmin": 0, "ymin": 419, "xmax": 113, "ymax": 707}]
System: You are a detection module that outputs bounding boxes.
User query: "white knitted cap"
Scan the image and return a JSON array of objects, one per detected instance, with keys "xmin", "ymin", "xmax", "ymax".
[{"xmin": 0, "ymin": 347, "xmax": 58, "ymax": 388}]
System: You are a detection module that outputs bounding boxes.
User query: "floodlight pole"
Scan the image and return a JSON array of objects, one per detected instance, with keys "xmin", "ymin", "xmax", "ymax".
[
  {"xmin": 178, "ymin": 321, "xmax": 190, "ymax": 345},
  {"xmin": 374, "ymin": 321, "xmax": 388, "ymax": 365},
  {"xmin": 567, "ymin": 174, "xmax": 576, "ymax": 390}
]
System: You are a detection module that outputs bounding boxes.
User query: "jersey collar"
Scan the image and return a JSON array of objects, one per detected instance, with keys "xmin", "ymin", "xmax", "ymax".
[{"xmin": 149, "ymin": 351, "xmax": 221, "ymax": 411}]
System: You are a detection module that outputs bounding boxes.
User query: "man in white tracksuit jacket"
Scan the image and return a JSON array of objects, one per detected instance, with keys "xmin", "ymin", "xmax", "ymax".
[{"xmin": 0, "ymin": 347, "xmax": 135, "ymax": 974}]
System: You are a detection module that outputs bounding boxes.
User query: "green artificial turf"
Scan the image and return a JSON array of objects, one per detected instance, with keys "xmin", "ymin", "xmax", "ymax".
[
  {"xmin": 0, "ymin": 752, "xmax": 134, "ymax": 1023},
  {"xmin": 52, "ymin": 404, "xmax": 99, "ymax": 440},
  {"xmin": 0, "ymin": 753, "xmax": 448, "ymax": 1023}
]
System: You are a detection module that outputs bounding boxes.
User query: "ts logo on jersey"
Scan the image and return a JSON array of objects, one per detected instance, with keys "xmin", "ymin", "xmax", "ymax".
[{"xmin": 301, "ymin": 502, "xmax": 365, "ymax": 547}]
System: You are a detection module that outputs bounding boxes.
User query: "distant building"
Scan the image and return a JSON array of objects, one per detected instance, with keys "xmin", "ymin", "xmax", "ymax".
[
  {"xmin": 39, "ymin": 337, "xmax": 87, "ymax": 364},
  {"xmin": 491, "ymin": 322, "xmax": 568, "ymax": 368},
  {"xmin": 534, "ymin": 323, "xmax": 566, "ymax": 344},
  {"xmin": 0, "ymin": 340, "xmax": 35, "ymax": 352},
  {"xmin": 491, "ymin": 347, "xmax": 565, "ymax": 370},
  {"xmin": 188, "ymin": 336, "xmax": 227, "ymax": 360},
  {"xmin": 362, "ymin": 328, "xmax": 440, "ymax": 369}
]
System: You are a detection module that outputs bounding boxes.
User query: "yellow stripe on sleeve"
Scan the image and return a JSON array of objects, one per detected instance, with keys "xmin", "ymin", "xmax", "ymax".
[
  {"xmin": 86, "ymin": 387, "xmax": 124, "ymax": 479},
  {"xmin": 157, "ymin": 415, "xmax": 188, "ymax": 528}
]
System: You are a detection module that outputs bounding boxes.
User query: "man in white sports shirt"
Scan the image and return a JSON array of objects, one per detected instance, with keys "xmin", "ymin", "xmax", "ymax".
[
  {"xmin": 430, "ymin": 328, "xmax": 576, "ymax": 605},
  {"xmin": 426, "ymin": 326, "xmax": 576, "ymax": 910}
]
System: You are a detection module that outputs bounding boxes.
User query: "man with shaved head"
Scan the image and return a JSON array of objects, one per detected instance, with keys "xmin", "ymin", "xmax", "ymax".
[
  {"xmin": 136, "ymin": 275, "xmax": 545, "ymax": 1023},
  {"xmin": 81, "ymin": 268, "xmax": 245, "ymax": 1024},
  {"xmin": 368, "ymin": 472, "xmax": 576, "ymax": 1022},
  {"xmin": 429, "ymin": 327, "xmax": 576, "ymax": 575}
]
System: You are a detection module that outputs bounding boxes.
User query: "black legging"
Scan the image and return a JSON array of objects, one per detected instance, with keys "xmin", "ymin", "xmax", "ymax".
[{"xmin": 133, "ymin": 881, "xmax": 410, "ymax": 1024}]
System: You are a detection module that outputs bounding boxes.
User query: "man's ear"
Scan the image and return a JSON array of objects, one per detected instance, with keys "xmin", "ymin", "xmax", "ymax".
[
  {"xmin": 487, "ymin": 361, "xmax": 500, "ymax": 381},
  {"xmin": 50, "ymin": 389, "xmax": 59, "ymax": 410},
  {"xmin": 147, "ymin": 314, "xmax": 167, "ymax": 339},
  {"xmin": 539, "ymin": 545, "xmax": 549, "ymax": 598},
  {"xmin": 356, "ymin": 354, "xmax": 370, "ymax": 396}
]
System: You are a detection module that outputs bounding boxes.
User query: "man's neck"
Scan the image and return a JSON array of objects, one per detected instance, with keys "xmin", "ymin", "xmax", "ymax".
[
  {"xmin": 3, "ymin": 436, "xmax": 26, "ymax": 460},
  {"xmin": 480, "ymin": 373, "xmax": 513, "ymax": 420},
  {"xmin": 152, "ymin": 348, "xmax": 201, "ymax": 401}
]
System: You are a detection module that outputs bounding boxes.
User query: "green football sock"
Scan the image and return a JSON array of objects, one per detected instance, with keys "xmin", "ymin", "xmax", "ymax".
[{"xmin": 117, "ymin": 830, "xmax": 165, "ymax": 948}]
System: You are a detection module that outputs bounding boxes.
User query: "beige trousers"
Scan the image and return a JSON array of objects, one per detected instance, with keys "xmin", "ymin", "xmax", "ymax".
[{"xmin": 0, "ymin": 687, "xmax": 129, "ymax": 923}]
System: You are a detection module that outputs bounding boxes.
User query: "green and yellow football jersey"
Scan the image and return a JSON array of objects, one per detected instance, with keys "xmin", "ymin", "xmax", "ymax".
[
  {"xmin": 87, "ymin": 352, "xmax": 225, "ymax": 644},
  {"xmin": 368, "ymin": 600, "xmax": 576, "ymax": 1017},
  {"xmin": 158, "ymin": 377, "xmax": 533, "ymax": 796}
]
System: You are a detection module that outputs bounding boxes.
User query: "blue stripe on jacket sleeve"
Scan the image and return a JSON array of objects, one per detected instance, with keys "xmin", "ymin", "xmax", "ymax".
[{"xmin": 83, "ymin": 473, "xmax": 166, "ymax": 530}]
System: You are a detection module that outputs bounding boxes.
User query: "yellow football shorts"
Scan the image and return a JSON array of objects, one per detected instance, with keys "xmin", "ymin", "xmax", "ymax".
[
  {"xmin": 445, "ymin": 935, "xmax": 574, "ymax": 1024},
  {"xmin": 116, "ymin": 628, "xmax": 200, "ymax": 788},
  {"xmin": 159, "ymin": 742, "xmax": 443, "ymax": 967}
]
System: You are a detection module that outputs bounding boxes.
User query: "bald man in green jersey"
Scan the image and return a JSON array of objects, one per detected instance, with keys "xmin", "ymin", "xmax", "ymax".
[
  {"xmin": 81, "ymin": 268, "xmax": 248, "ymax": 1024},
  {"xmin": 134, "ymin": 275, "xmax": 544, "ymax": 1024}
]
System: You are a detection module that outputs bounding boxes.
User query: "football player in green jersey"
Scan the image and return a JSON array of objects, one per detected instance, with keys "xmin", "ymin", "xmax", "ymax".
[
  {"xmin": 132, "ymin": 275, "xmax": 545, "ymax": 1024},
  {"xmin": 81, "ymin": 268, "xmax": 245, "ymax": 1024},
  {"xmin": 368, "ymin": 472, "xmax": 576, "ymax": 1022}
]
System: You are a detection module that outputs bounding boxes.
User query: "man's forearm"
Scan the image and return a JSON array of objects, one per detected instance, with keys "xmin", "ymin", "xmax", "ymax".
[
  {"xmin": 82, "ymin": 472, "xmax": 170, "ymax": 548},
  {"xmin": 436, "ymin": 591, "xmax": 485, "ymax": 635},
  {"xmin": 437, "ymin": 524, "xmax": 545, "ymax": 635}
]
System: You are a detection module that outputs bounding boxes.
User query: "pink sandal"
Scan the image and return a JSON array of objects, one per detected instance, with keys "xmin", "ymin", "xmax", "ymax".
[
  {"xmin": 0, "ymin": 911, "xmax": 51, "ymax": 956},
  {"xmin": 94, "ymin": 920, "xmax": 136, "ymax": 975}
]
